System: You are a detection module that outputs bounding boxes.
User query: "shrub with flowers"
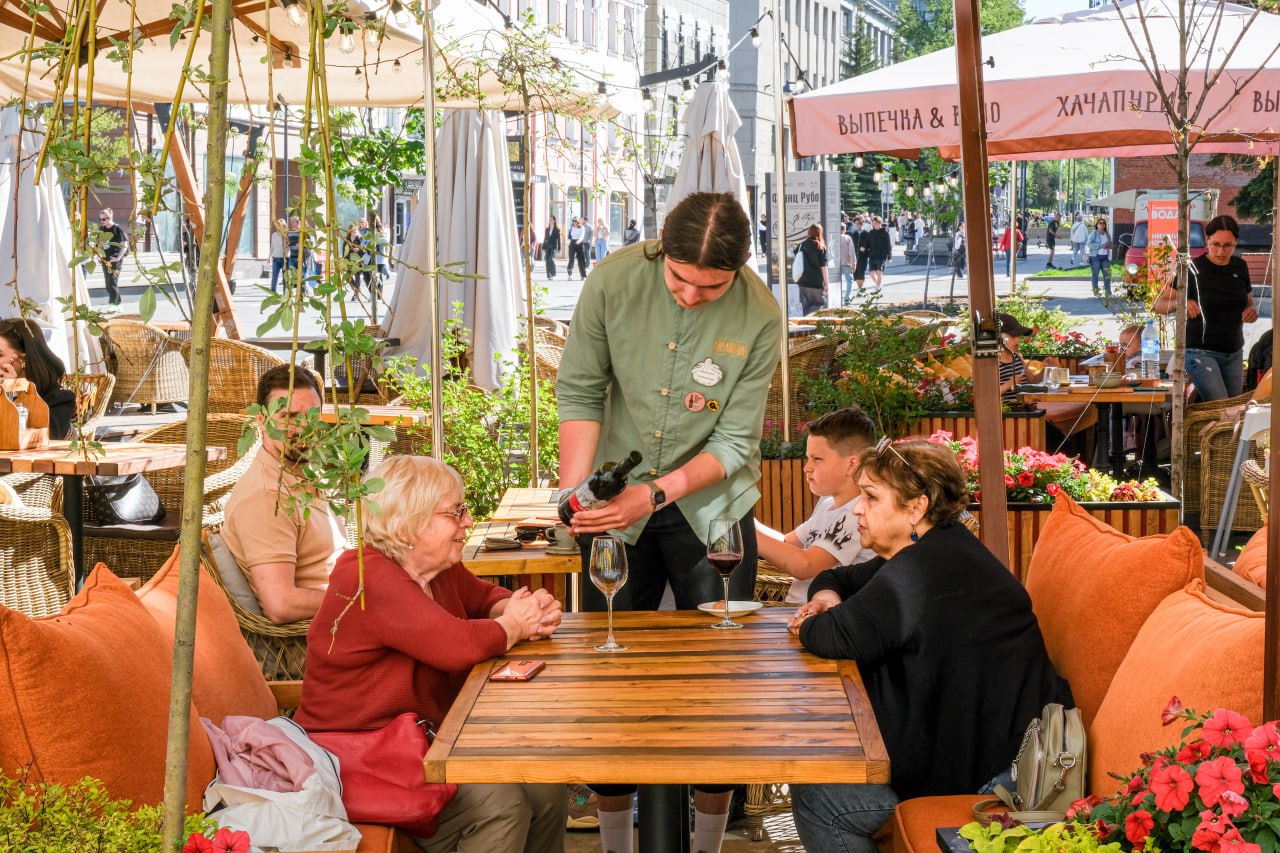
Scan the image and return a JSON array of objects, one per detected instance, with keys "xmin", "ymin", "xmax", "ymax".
[
  {"xmin": 928, "ymin": 430, "xmax": 1164, "ymax": 504},
  {"xmin": 1025, "ymin": 328, "xmax": 1108, "ymax": 359},
  {"xmin": 184, "ymin": 827, "xmax": 251, "ymax": 853},
  {"xmin": 760, "ymin": 419, "xmax": 808, "ymax": 460}
]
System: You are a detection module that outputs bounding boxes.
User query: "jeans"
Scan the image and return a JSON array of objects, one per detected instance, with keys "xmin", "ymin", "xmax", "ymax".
[
  {"xmin": 1071, "ymin": 241, "xmax": 1085, "ymax": 265},
  {"xmin": 594, "ymin": 238, "xmax": 608, "ymax": 264},
  {"xmin": 576, "ymin": 504, "xmax": 758, "ymax": 612},
  {"xmin": 1185, "ymin": 347, "xmax": 1244, "ymax": 402},
  {"xmin": 103, "ymin": 259, "xmax": 122, "ymax": 304},
  {"xmin": 841, "ymin": 265, "xmax": 855, "ymax": 303},
  {"xmin": 1090, "ymin": 255, "xmax": 1111, "ymax": 297},
  {"xmin": 270, "ymin": 257, "xmax": 285, "ymax": 293}
]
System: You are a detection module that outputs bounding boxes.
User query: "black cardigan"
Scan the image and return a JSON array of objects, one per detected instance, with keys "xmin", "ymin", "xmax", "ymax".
[{"xmin": 800, "ymin": 522, "xmax": 1071, "ymax": 799}]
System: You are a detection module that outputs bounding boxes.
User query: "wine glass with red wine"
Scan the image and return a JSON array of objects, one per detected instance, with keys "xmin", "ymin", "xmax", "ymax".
[{"xmin": 707, "ymin": 518, "xmax": 744, "ymax": 629}]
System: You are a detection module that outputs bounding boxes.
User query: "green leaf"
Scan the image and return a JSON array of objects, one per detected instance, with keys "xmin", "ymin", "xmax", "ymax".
[{"xmin": 139, "ymin": 286, "xmax": 157, "ymax": 323}]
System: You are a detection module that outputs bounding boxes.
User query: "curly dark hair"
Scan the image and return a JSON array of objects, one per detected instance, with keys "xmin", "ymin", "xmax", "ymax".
[
  {"xmin": 856, "ymin": 439, "xmax": 969, "ymax": 526},
  {"xmin": 644, "ymin": 192, "xmax": 751, "ymax": 271},
  {"xmin": 0, "ymin": 318, "xmax": 66, "ymax": 397}
]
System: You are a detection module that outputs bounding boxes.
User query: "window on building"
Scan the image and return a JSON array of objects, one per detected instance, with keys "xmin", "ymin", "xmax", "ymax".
[
  {"xmin": 548, "ymin": 0, "xmax": 559, "ymax": 29},
  {"xmin": 623, "ymin": 4, "xmax": 635, "ymax": 58},
  {"xmin": 607, "ymin": 1, "xmax": 617, "ymax": 52},
  {"xmin": 609, "ymin": 192, "xmax": 628, "ymax": 240},
  {"xmin": 843, "ymin": 8, "xmax": 852, "ymax": 35},
  {"xmin": 550, "ymin": 185, "xmax": 565, "ymax": 228},
  {"xmin": 565, "ymin": 0, "xmax": 576, "ymax": 40}
]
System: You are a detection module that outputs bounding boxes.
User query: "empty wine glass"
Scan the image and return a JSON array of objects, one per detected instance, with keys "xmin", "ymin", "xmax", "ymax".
[
  {"xmin": 589, "ymin": 536, "xmax": 628, "ymax": 652},
  {"xmin": 707, "ymin": 518, "xmax": 744, "ymax": 629}
]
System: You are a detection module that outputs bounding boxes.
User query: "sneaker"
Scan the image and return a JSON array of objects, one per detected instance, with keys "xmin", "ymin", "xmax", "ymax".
[{"xmin": 567, "ymin": 784, "xmax": 599, "ymax": 830}]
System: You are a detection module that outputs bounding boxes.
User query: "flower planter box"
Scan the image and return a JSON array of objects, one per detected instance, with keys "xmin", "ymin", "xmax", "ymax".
[
  {"xmin": 968, "ymin": 492, "xmax": 1180, "ymax": 579},
  {"xmin": 1023, "ymin": 355, "xmax": 1093, "ymax": 374},
  {"xmin": 905, "ymin": 410, "xmax": 1047, "ymax": 451},
  {"xmin": 755, "ymin": 458, "xmax": 818, "ymax": 533}
]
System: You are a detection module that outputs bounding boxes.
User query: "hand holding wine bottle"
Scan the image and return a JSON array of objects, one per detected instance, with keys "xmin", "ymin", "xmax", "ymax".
[{"xmin": 558, "ymin": 450, "xmax": 643, "ymax": 527}]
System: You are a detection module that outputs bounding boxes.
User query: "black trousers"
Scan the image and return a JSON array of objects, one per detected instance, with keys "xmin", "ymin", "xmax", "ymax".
[
  {"xmin": 544, "ymin": 249, "xmax": 557, "ymax": 278},
  {"xmin": 103, "ymin": 259, "xmax": 122, "ymax": 304}
]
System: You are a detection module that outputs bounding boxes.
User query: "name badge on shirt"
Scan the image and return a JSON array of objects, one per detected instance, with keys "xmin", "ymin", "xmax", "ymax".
[
  {"xmin": 691, "ymin": 358, "xmax": 724, "ymax": 387},
  {"xmin": 712, "ymin": 339, "xmax": 748, "ymax": 359}
]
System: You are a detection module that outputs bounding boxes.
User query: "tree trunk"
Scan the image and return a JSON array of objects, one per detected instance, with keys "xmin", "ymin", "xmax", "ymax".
[{"xmin": 160, "ymin": 0, "xmax": 230, "ymax": 845}]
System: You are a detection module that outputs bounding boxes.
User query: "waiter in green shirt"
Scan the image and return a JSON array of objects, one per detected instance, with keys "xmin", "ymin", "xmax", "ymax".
[{"xmin": 557, "ymin": 191, "xmax": 782, "ymax": 611}]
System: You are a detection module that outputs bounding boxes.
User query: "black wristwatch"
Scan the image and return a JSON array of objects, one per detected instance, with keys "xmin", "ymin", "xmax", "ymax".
[{"xmin": 646, "ymin": 481, "xmax": 666, "ymax": 509}]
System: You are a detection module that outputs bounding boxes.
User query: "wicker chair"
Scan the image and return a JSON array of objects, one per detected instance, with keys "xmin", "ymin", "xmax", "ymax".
[
  {"xmin": 69, "ymin": 372, "xmax": 116, "ymax": 435},
  {"xmin": 82, "ymin": 414, "xmax": 261, "ymax": 580},
  {"xmin": 0, "ymin": 474, "xmax": 74, "ymax": 617},
  {"xmin": 533, "ymin": 341, "xmax": 563, "ymax": 386},
  {"xmin": 1242, "ymin": 459, "xmax": 1269, "ymax": 519},
  {"xmin": 100, "ymin": 319, "xmax": 189, "ymax": 411},
  {"xmin": 1199, "ymin": 418, "xmax": 1268, "ymax": 537},
  {"xmin": 200, "ymin": 540, "xmax": 310, "ymax": 681},
  {"xmin": 763, "ymin": 337, "xmax": 839, "ymax": 427},
  {"xmin": 533, "ymin": 315, "xmax": 569, "ymax": 340},
  {"xmin": 1182, "ymin": 390, "xmax": 1269, "ymax": 515},
  {"xmin": 181, "ymin": 339, "xmax": 284, "ymax": 414},
  {"xmin": 753, "ymin": 559, "xmax": 793, "ymax": 607}
]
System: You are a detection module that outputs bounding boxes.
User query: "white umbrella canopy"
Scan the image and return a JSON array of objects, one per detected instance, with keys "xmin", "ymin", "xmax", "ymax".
[
  {"xmin": 791, "ymin": 0, "xmax": 1280, "ymax": 160},
  {"xmin": 0, "ymin": 0, "xmax": 426, "ymax": 106},
  {"xmin": 668, "ymin": 78, "xmax": 752, "ymax": 229},
  {"xmin": 385, "ymin": 109, "xmax": 524, "ymax": 391},
  {"xmin": 0, "ymin": 108, "xmax": 98, "ymax": 371}
]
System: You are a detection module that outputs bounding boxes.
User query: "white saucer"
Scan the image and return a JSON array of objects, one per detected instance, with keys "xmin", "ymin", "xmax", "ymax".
[{"xmin": 697, "ymin": 601, "xmax": 764, "ymax": 619}]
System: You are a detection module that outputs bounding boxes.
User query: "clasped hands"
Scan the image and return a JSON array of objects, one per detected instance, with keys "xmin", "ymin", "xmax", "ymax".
[
  {"xmin": 505, "ymin": 587, "xmax": 563, "ymax": 641},
  {"xmin": 787, "ymin": 592, "xmax": 841, "ymax": 635}
]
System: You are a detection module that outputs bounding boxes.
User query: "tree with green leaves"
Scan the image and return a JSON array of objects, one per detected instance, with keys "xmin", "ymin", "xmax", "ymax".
[{"xmin": 895, "ymin": 0, "xmax": 1026, "ymax": 61}]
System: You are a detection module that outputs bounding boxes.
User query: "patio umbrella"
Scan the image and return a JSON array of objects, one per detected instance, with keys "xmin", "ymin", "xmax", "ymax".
[
  {"xmin": 385, "ymin": 109, "xmax": 524, "ymax": 391},
  {"xmin": 790, "ymin": 0, "xmax": 1280, "ymax": 161},
  {"xmin": 668, "ymin": 77, "xmax": 753, "ymax": 266},
  {"xmin": 0, "ymin": 107, "xmax": 97, "ymax": 371}
]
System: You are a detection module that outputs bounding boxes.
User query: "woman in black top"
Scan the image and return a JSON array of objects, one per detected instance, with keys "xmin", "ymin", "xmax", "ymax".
[
  {"xmin": 797, "ymin": 224, "xmax": 829, "ymax": 315},
  {"xmin": 542, "ymin": 216, "xmax": 561, "ymax": 280},
  {"xmin": 0, "ymin": 318, "xmax": 75, "ymax": 439},
  {"xmin": 1153, "ymin": 215, "xmax": 1257, "ymax": 401},
  {"xmin": 866, "ymin": 216, "xmax": 893, "ymax": 288},
  {"xmin": 788, "ymin": 440, "xmax": 1069, "ymax": 852}
]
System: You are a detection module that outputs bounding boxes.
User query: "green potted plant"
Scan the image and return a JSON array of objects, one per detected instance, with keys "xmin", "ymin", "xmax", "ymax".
[
  {"xmin": 756, "ymin": 420, "xmax": 812, "ymax": 532},
  {"xmin": 998, "ymin": 283, "xmax": 1105, "ymax": 373}
]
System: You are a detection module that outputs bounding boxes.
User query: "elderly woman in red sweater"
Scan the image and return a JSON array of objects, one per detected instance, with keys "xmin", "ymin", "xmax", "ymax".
[{"xmin": 296, "ymin": 455, "xmax": 566, "ymax": 852}]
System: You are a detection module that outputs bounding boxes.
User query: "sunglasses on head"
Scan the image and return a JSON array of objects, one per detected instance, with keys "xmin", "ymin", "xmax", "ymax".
[{"xmin": 875, "ymin": 436, "xmax": 923, "ymax": 481}]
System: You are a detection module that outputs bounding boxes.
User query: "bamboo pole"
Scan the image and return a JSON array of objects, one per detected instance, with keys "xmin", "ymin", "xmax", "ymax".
[
  {"xmin": 423, "ymin": 8, "xmax": 444, "ymax": 460},
  {"xmin": 771, "ymin": 0, "xmax": 791, "ymax": 443},
  {"xmin": 952, "ymin": 0, "xmax": 1010, "ymax": 567},
  {"xmin": 1264, "ymin": 157, "xmax": 1279, "ymax": 722},
  {"xmin": 160, "ymin": 0, "xmax": 230, "ymax": 847},
  {"xmin": 523, "ymin": 93, "xmax": 540, "ymax": 485}
]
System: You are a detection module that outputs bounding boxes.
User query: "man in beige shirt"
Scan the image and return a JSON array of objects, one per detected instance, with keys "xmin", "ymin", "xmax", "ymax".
[{"xmin": 223, "ymin": 363, "xmax": 347, "ymax": 624}]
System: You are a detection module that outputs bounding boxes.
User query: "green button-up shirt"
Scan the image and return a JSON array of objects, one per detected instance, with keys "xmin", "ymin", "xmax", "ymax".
[{"xmin": 557, "ymin": 242, "xmax": 783, "ymax": 544}]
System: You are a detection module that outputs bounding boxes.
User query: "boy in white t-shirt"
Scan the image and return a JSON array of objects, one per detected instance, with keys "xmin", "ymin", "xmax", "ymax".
[{"xmin": 755, "ymin": 407, "xmax": 879, "ymax": 604}]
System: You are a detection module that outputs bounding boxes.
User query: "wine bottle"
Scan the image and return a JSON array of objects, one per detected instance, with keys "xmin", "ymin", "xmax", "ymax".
[{"xmin": 558, "ymin": 450, "xmax": 643, "ymax": 525}]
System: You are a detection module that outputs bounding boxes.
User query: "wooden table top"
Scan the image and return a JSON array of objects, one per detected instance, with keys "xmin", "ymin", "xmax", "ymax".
[
  {"xmin": 1020, "ymin": 385, "xmax": 1171, "ymax": 405},
  {"xmin": 319, "ymin": 404, "xmax": 426, "ymax": 426},
  {"xmin": 462, "ymin": 520, "xmax": 580, "ymax": 577},
  {"xmin": 0, "ymin": 441, "xmax": 225, "ymax": 476},
  {"xmin": 493, "ymin": 487, "xmax": 562, "ymax": 522},
  {"xmin": 424, "ymin": 609, "xmax": 889, "ymax": 786}
]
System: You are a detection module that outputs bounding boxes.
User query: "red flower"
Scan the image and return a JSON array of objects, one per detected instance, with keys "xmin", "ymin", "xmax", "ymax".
[
  {"xmin": 1017, "ymin": 470, "xmax": 1035, "ymax": 487},
  {"xmin": 1124, "ymin": 775, "xmax": 1146, "ymax": 796},
  {"xmin": 1203, "ymin": 709, "xmax": 1253, "ymax": 747},
  {"xmin": 1191, "ymin": 827, "xmax": 1223, "ymax": 852},
  {"xmin": 1244, "ymin": 722, "xmax": 1280, "ymax": 776},
  {"xmin": 211, "ymin": 829, "xmax": 251, "ymax": 853},
  {"xmin": 1248, "ymin": 752, "xmax": 1270, "ymax": 785},
  {"xmin": 1150, "ymin": 763, "xmax": 1194, "ymax": 812},
  {"xmin": 1177, "ymin": 740, "xmax": 1212, "ymax": 763},
  {"xmin": 183, "ymin": 835, "xmax": 214, "ymax": 853},
  {"xmin": 1004, "ymin": 474, "xmax": 1015, "ymax": 487},
  {"xmin": 1196, "ymin": 755, "xmax": 1246, "ymax": 807},
  {"xmin": 1219, "ymin": 790, "xmax": 1248, "ymax": 819},
  {"xmin": 1218, "ymin": 828, "xmax": 1262, "ymax": 853},
  {"xmin": 1162, "ymin": 696, "xmax": 1184, "ymax": 726},
  {"xmin": 1065, "ymin": 794, "xmax": 1103, "ymax": 821},
  {"xmin": 1198, "ymin": 810, "xmax": 1230, "ymax": 836},
  {"xmin": 1046, "ymin": 482, "xmax": 1062, "ymax": 496},
  {"xmin": 1125, "ymin": 810, "xmax": 1155, "ymax": 845}
]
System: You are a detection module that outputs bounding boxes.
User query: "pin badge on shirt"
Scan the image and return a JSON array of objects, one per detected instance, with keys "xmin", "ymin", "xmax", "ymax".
[
  {"xmin": 690, "ymin": 358, "xmax": 724, "ymax": 387},
  {"xmin": 684, "ymin": 391, "xmax": 706, "ymax": 412},
  {"xmin": 706, "ymin": 400, "xmax": 720, "ymax": 412}
]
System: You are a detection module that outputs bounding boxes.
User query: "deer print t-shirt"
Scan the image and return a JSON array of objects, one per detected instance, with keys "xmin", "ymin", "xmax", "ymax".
[{"xmin": 787, "ymin": 496, "xmax": 877, "ymax": 604}]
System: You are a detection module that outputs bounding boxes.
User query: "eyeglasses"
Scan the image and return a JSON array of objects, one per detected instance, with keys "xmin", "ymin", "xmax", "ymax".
[
  {"xmin": 1208, "ymin": 241, "xmax": 1237, "ymax": 251},
  {"xmin": 435, "ymin": 504, "xmax": 471, "ymax": 522},
  {"xmin": 875, "ymin": 436, "xmax": 923, "ymax": 481}
]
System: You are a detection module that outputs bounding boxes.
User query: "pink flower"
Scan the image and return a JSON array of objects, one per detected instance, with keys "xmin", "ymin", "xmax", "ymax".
[
  {"xmin": 1219, "ymin": 790, "xmax": 1248, "ymax": 819},
  {"xmin": 1150, "ymin": 763, "xmax": 1194, "ymax": 812},
  {"xmin": 1162, "ymin": 696, "xmax": 1184, "ymax": 726},
  {"xmin": 1125, "ymin": 810, "xmax": 1155, "ymax": 845},
  {"xmin": 1248, "ymin": 752, "xmax": 1270, "ymax": 785},
  {"xmin": 1065, "ymin": 794, "xmax": 1103, "ymax": 821},
  {"xmin": 1198, "ymin": 810, "xmax": 1230, "ymax": 835},
  {"xmin": 1004, "ymin": 474, "xmax": 1015, "ymax": 487},
  {"xmin": 1218, "ymin": 828, "xmax": 1262, "ymax": 853},
  {"xmin": 211, "ymin": 829, "xmax": 251, "ymax": 853},
  {"xmin": 1196, "ymin": 756, "xmax": 1246, "ymax": 807},
  {"xmin": 1178, "ymin": 740, "xmax": 1212, "ymax": 763},
  {"xmin": 1244, "ymin": 722, "xmax": 1280, "ymax": 775},
  {"xmin": 1203, "ymin": 709, "xmax": 1253, "ymax": 747},
  {"xmin": 1047, "ymin": 482, "xmax": 1062, "ymax": 496},
  {"xmin": 184, "ymin": 835, "xmax": 214, "ymax": 853}
]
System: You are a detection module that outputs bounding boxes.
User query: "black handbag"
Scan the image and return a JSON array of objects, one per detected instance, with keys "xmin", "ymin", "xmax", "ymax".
[{"xmin": 85, "ymin": 474, "xmax": 166, "ymax": 525}]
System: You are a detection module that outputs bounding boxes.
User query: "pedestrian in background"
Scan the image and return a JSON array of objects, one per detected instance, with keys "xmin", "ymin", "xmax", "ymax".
[
  {"xmin": 371, "ymin": 216, "xmax": 390, "ymax": 297},
  {"xmin": 797, "ymin": 224, "xmax": 829, "ymax": 315},
  {"xmin": 867, "ymin": 216, "xmax": 892, "ymax": 289},
  {"xmin": 1070, "ymin": 213, "xmax": 1088, "ymax": 266},
  {"xmin": 1044, "ymin": 213, "xmax": 1059, "ymax": 268},
  {"xmin": 97, "ymin": 208, "xmax": 128, "ymax": 311},
  {"xmin": 593, "ymin": 218, "xmax": 609, "ymax": 267},
  {"xmin": 839, "ymin": 226, "xmax": 856, "ymax": 304},
  {"xmin": 1086, "ymin": 216, "xmax": 1113, "ymax": 297},
  {"xmin": 567, "ymin": 217, "xmax": 586, "ymax": 279},
  {"xmin": 269, "ymin": 218, "xmax": 287, "ymax": 293},
  {"xmin": 623, "ymin": 219, "xmax": 640, "ymax": 246},
  {"xmin": 543, "ymin": 216, "xmax": 561, "ymax": 279},
  {"xmin": 852, "ymin": 215, "xmax": 870, "ymax": 292},
  {"xmin": 757, "ymin": 213, "xmax": 768, "ymax": 254}
]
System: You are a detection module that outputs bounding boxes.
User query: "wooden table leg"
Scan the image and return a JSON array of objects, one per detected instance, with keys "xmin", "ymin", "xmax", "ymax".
[
  {"xmin": 639, "ymin": 784, "xmax": 689, "ymax": 853},
  {"xmin": 63, "ymin": 474, "xmax": 85, "ymax": 590}
]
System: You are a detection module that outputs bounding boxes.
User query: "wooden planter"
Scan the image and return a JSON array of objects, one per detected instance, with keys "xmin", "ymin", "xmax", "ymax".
[
  {"xmin": 755, "ymin": 458, "xmax": 817, "ymax": 533},
  {"xmin": 1023, "ymin": 355, "xmax": 1094, "ymax": 375},
  {"xmin": 904, "ymin": 410, "xmax": 1047, "ymax": 451},
  {"xmin": 968, "ymin": 492, "xmax": 1180, "ymax": 579}
]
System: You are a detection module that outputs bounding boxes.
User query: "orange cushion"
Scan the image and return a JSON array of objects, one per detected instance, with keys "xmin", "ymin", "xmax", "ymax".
[
  {"xmin": 1234, "ymin": 524, "xmax": 1268, "ymax": 588},
  {"xmin": 892, "ymin": 795, "xmax": 985, "ymax": 853},
  {"xmin": 1024, "ymin": 496, "xmax": 1203, "ymax": 726},
  {"xmin": 0, "ymin": 565, "xmax": 216, "ymax": 810},
  {"xmin": 137, "ymin": 548, "xmax": 276, "ymax": 725},
  {"xmin": 354, "ymin": 824, "xmax": 419, "ymax": 853},
  {"xmin": 1088, "ymin": 580, "xmax": 1264, "ymax": 797}
]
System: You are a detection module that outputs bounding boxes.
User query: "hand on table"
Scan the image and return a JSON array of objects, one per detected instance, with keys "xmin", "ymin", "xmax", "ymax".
[
  {"xmin": 498, "ymin": 588, "xmax": 548, "ymax": 644},
  {"xmin": 568, "ymin": 484, "xmax": 654, "ymax": 534},
  {"xmin": 530, "ymin": 588, "xmax": 563, "ymax": 639},
  {"xmin": 787, "ymin": 594, "xmax": 838, "ymax": 635}
]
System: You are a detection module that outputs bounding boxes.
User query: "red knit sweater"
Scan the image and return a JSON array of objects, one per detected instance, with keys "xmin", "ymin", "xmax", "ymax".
[{"xmin": 295, "ymin": 547, "xmax": 511, "ymax": 733}]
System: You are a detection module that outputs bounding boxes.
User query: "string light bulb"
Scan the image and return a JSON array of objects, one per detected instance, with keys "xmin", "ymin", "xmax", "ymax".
[
  {"xmin": 338, "ymin": 29, "xmax": 355, "ymax": 53},
  {"xmin": 281, "ymin": 0, "xmax": 304, "ymax": 27},
  {"xmin": 364, "ymin": 14, "xmax": 381, "ymax": 45},
  {"xmin": 853, "ymin": 154, "xmax": 864, "ymax": 168},
  {"xmin": 393, "ymin": 58, "xmax": 402, "ymax": 74},
  {"xmin": 355, "ymin": 66, "xmax": 362, "ymax": 77},
  {"xmin": 905, "ymin": 181, "xmax": 915, "ymax": 197},
  {"xmin": 750, "ymin": 27, "xmax": 761, "ymax": 47},
  {"xmin": 872, "ymin": 169, "xmax": 882, "ymax": 183},
  {"xmin": 889, "ymin": 179, "xmax": 899, "ymax": 192},
  {"xmin": 389, "ymin": 0, "xmax": 410, "ymax": 29},
  {"xmin": 680, "ymin": 78, "xmax": 693, "ymax": 102},
  {"xmin": 597, "ymin": 80, "xmax": 608, "ymax": 106},
  {"xmin": 921, "ymin": 186, "xmax": 932, "ymax": 199},
  {"xmin": 948, "ymin": 175, "xmax": 959, "ymax": 187}
]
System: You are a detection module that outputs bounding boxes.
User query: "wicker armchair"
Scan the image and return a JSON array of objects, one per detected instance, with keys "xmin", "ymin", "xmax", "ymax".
[
  {"xmin": 82, "ymin": 414, "xmax": 261, "ymax": 580},
  {"xmin": 1182, "ymin": 390, "xmax": 1269, "ymax": 514},
  {"xmin": 0, "ymin": 475, "xmax": 74, "ymax": 617},
  {"xmin": 1242, "ymin": 459, "xmax": 1269, "ymax": 519},
  {"xmin": 1199, "ymin": 418, "xmax": 1268, "ymax": 537},
  {"xmin": 763, "ymin": 337, "xmax": 839, "ymax": 426},
  {"xmin": 532, "ymin": 341, "xmax": 563, "ymax": 386},
  {"xmin": 69, "ymin": 371, "xmax": 116, "ymax": 435},
  {"xmin": 181, "ymin": 339, "xmax": 284, "ymax": 414},
  {"xmin": 100, "ymin": 319, "xmax": 189, "ymax": 411},
  {"xmin": 200, "ymin": 541, "xmax": 310, "ymax": 681}
]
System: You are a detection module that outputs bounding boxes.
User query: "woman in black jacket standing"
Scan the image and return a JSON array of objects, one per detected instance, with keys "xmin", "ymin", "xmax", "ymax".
[
  {"xmin": 796, "ymin": 224, "xmax": 829, "ymax": 315},
  {"xmin": 543, "ymin": 217, "xmax": 562, "ymax": 279},
  {"xmin": 788, "ymin": 439, "xmax": 1069, "ymax": 853}
]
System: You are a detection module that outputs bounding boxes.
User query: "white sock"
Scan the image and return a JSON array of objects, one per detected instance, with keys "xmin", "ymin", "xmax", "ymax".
[
  {"xmin": 693, "ymin": 809, "xmax": 730, "ymax": 853},
  {"xmin": 598, "ymin": 808, "xmax": 633, "ymax": 853}
]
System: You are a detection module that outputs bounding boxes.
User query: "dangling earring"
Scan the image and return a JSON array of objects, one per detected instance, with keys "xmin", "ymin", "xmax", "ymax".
[{"xmin": 909, "ymin": 525, "xmax": 919, "ymax": 543}]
